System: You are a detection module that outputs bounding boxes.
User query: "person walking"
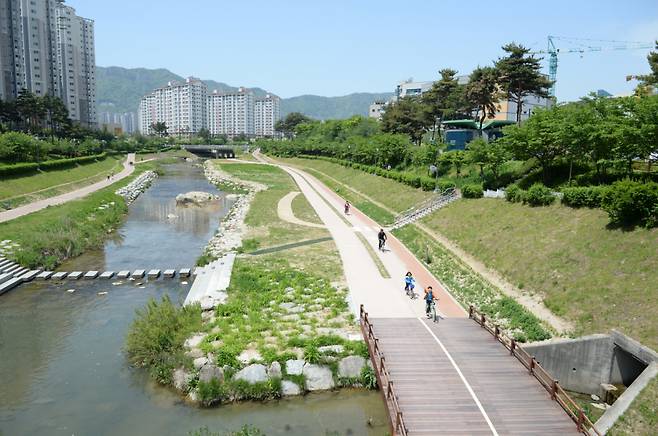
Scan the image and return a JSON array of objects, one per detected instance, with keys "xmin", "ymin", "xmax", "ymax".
[
  {"xmin": 344, "ymin": 201, "xmax": 351, "ymax": 215},
  {"xmin": 378, "ymin": 228, "xmax": 387, "ymax": 251}
]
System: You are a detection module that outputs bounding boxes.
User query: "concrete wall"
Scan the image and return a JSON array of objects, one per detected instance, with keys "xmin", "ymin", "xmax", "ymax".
[{"xmin": 523, "ymin": 334, "xmax": 614, "ymax": 394}]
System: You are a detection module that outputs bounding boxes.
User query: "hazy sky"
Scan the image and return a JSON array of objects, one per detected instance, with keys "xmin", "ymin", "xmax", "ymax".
[{"xmin": 72, "ymin": 0, "xmax": 657, "ymax": 101}]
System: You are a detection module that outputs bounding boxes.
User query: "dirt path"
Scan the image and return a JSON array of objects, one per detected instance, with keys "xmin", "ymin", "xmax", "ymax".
[
  {"xmin": 0, "ymin": 153, "xmax": 136, "ymax": 224},
  {"xmin": 277, "ymin": 191, "xmax": 326, "ymax": 229},
  {"xmin": 276, "ymin": 158, "xmax": 574, "ymax": 334}
]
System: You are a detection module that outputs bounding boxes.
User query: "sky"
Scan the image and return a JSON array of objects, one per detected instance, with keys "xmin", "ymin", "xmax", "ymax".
[{"xmin": 72, "ymin": 0, "xmax": 657, "ymax": 102}]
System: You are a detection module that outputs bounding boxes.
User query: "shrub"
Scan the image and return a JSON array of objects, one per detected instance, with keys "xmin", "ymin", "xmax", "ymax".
[
  {"xmin": 420, "ymin": 177, "xmax": 436, "ymax": 191},
  {"xmin": 461, "ymin": 184, "xmax": 484, "ymax": 199},
  {"xmin": 197, "ymin": 378, "xmax": 228, "ymax": 406},
  {"xmin": 437, "ymin": 180, "xmax": 457, "ymax": 192},
  {"xmin": 600, "ymin": 180, "xmax": 658, "ymax": 228},
  {"xmin": 524, "ymin": 183, "xmax": 555, "ymax": 206},
  {"xmin": 303, "ymin": 344, "xmax": 321, "ymax": 364},
  {"xmin": 125, "ymin": 296, "xmax": 202, "ymax": 384},
  {"xmin": 505, "ymin": 184, "xmax": 524, "ymax": 203},
  {"xmin": 0, "ymin": 153, "xmax": 106, "ymax": 178},
  {"xmin": 360, "ymin": 365, "xmax": 377, "ymax": 389},
  {"xmin": 561, "ymin": 186, "xmax": 606, "ymax": 208}
]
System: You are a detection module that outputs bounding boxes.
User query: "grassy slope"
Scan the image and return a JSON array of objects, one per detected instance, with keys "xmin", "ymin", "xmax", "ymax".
[
  {"xmin": 282, "ymin": 155, "xmax": 658, "ymax": 434},
  {"xmin": 0, "ymin": 156, "xmax": 124, "ymax": 208}
]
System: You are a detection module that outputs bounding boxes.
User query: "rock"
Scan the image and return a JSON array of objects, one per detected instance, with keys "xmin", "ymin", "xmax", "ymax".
[
  {"xmin": 184, "ymin": 333, "xmax": 207, "ymax": 349},
  {"xmin": 281, "ymin": 380, "xmax": 301, "ymax": 396},
  {"xmin": 238, "ymin": 349, "xmax": 263, "ymax": 364},
  {"xmin": 268, "ymin": 361, "xmax": 282, "ymax": 379},
  {"xmin": 176, "ymin": 191, "xmax": 219, "ymax": 206},
  {"xmin": 286, "ymin": 359, "xmax": 305, "ymax": 376},
  {"xmin": 199, "ymin": 364, "xmax": 224, "ymax": 384},
  {"xmin": 173, "ymin": 368, "xmax": 193, "ymax": 392},
  {"xmin": 303, "ymin": 364, "xmax": 335, "ymax": 391},
  {"xmin": 187, "ymin": 390, "xmax": 199, "ymax": 402},
  {"xmin": 185, "ymin": 348, "xmax": 205, "ymax": 359},
  {"xmin": 234, "ymin": 364, "xmax": 268, "ymax": 384},
  {"xmin": 281, "ymin": 314, "xmax": 300, "ymax": 322},
  {"xmin": 591, "ymin": 394, "xmax": 601, "ymax": 401},
  {"xmin": 318, "ymin": 345, "xmax": 344, "ymax": 354},
  {"xmin": 193, "ymin": 357, "xmax": 209, "ymax": 370},
  {"xmin": 338, "ymin": 356, "xmax": 366, "ymax": 378},
  {"xmin": 279, "ymin": 302, "xmax": 296, "ymax": 311}
]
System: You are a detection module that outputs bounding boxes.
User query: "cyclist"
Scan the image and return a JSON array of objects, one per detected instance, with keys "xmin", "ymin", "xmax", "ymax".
[
  {"xmin": 424, "ymin": 286, "xmax": 438, "ymax": 319},
  {"xmin": 404, "ymin": 272, "xmax": 416, "ymax": 298},
  {"xmin": 378, "ymin": 228, "xmax": 387, "ymax": 251}
]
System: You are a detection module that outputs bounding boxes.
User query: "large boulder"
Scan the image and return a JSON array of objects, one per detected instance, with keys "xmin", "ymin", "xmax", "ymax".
[
  {"xmin": 176, "ymin": 191, "xmax": 219, "ymax": 206},
  {"xmin": 173, "ymin": 368, "xmax": 193, "ymax": 392},
  {"xmin": 281, "ymin": 380, "xmax": 301, "ymax": 396},
  {"xmin": 193, "ymin": 357, "xmax": 209, "ymax": 370},
  {"xmin": 184, "ymin": 333, "xmax": 207, "ymax": 349},
  {"xmin": 286, "ymin": 359, "xmax": 305, "ymax": 376},
  {"xmin": 303, "ymin": 364, "xmax": 335, "ymax": 391},
  {"xmin": 268, "ymin": 361, "xmax": 282, "ymax": 379},
  {"xmin": 238, "ymin": 349, "xmax": 263, "ymax": 365},
  {"xmin": 199, "ymin": 364, "xmax": 224, "ymax": 384},
  {"xmin": 233, "ymin": 364, "xmax": 268, "ymax": 384},
  {"xmin": 338, "ymin": 356, "xmax": 366, "ymax": 378}
]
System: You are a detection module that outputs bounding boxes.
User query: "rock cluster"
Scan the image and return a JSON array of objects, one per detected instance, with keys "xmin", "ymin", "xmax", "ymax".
[
  {"xmin": 201, "ymin": 161, "xmax": 266, "ymax": 258},
  {"xmin": 0, "ymin": 239, "xmax": 20, "ymax": 257},
  {"xmin": 175, "ymin": 191, "xmax": 219, "ymax": 206},
  {"xmin": 115, "ymin": 171, "xmax": 158, "ymax": 205}
]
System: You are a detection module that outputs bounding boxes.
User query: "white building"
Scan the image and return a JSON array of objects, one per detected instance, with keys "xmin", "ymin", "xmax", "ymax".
[
  {"xmin": 254, "ymin": 93, "xmax": 280, "ymax": 137},
  {"xmin": 139, "ymin": 77, "xmax": 208, "ymax": 136},
  {"xmin": 395, "ymin": 80, "xmax": 434, "ymax": 100},
  {"xmin": 368, "ymin": 100, "xmax": 388, "ymax": 120},
  {"xmin": 0, "ymin": 0, "xmax": 97, "ymax": 127},
  {"xmin": 207, "ymin": 87, "xmax": 254, "ymax": 138}
]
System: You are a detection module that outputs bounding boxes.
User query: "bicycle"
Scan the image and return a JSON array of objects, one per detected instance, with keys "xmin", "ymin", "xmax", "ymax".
[
  {"xmin": 428, "ymin": 300, "xmax": 439, "ymax": 323},
  {"xmin": 405, "ymin": 284, "xmax": 417, "ymax": 299}
]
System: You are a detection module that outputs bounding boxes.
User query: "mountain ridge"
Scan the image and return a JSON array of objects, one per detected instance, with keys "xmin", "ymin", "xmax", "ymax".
[{"xmin": 96, "ymin": 66, "xmax": 393, "ymax": 120}]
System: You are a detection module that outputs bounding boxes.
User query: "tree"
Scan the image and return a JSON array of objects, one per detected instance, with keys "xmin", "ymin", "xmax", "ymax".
[
  {"xmin": 197, "ymin": 128, "xmax": 211, "ymax": 142},
  {"xmin": 274, "ymin": 112, "xmax": 312, "ymax": 139},
  {"xmin": 465, "ymin": 66, "xmax": 503, "ymax": 131},
  {"xmin": 627, "ymin": 41, "xmax": 658, "ymax": 93},
  {"xmin": 380, "ymin": 97, "xmax": 430, "ymax": 145},
  {"xmin": 495, "ymin": 43, "xmax": 552, "ymax": 125},
  {"xmin": 422, "ymin": 69, "xmax": 469, "ymax": 139},
  {"xmin": 151, "ymin": 122, "xmax": 168, "ymax": 137}
]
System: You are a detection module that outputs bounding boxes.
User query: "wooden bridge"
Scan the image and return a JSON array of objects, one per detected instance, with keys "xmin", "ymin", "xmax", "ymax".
[{"xmin": 360, "ymin": 305, "xmax": 602, "ymax": 435}]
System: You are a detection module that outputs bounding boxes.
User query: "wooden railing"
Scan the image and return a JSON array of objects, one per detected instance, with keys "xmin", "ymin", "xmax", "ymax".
[
  {"xmin": 468, "ymin": 306, "xmax": 602, "ymax": 436},
  {"xmin": 359, "ymin": 305, "xmax": 408, "ymax": 436}
]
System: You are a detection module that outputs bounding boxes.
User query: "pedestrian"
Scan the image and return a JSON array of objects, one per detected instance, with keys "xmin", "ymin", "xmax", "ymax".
[
  {"xmin": 344, "ymin": 201, "xmax": 351, "ymax": 215},
  {"xmin": 378, "ymin": 228, "xmax": 387, "ymax": 251}
]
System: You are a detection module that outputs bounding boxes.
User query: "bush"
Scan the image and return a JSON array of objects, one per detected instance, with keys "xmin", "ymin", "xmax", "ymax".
[
  {"xmin": 0, "ymin": 153, "xmax": 107, "ymax": 178},
  {"xmin": 420, "ymin": 177, "xmax": 436, "ymax": 191},
  {"xmin": 125, "ymin": 296, "xmax": 202, "ymax": 384},
  {"xmin": 461, "ymin": 184, "xmax": 484, "ymax": 199},
  {"xmin": 561, "ymin": 186, "xmax": 606, "ymax": 208},
  {"xmin": 600, "ymin": 180, "xmax": 658, "ymax": 228},
  {"xmin": 437, "ymin": 180, "xmax": 457, "ymax": 192},
  {"xmin": 524, "ymin": 183, "xmax": 555, "ymax": 206},
  {"xmin": 505, "ymin": 184, "xmax": 524, "ymax": 203}
]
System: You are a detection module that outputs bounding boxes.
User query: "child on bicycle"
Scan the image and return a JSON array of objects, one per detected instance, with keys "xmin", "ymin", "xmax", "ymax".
[
  {"xmin": 404, "ymin": 272, "xmax": 415, "ymax": 296},
  {"xmin": 424, "ymin": 286, "xmax": 437, "ymax": 318}
]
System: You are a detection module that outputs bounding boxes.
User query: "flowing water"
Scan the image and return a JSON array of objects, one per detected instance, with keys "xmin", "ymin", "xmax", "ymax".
[{"xmin": 0, "ymin": 162, "xmax": 388, "ymax": 436}]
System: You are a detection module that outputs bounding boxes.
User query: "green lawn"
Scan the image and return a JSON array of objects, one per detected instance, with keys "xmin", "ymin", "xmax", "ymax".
[{"xmin": 0, "ymin": 155, "xmax": 124, "ymax": 209}]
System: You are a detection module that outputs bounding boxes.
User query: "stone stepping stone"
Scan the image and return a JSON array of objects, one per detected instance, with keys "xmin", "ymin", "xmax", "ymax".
[
  {"xmin": 0, "ymin": 277, "xmax": 22, "ymax": 296},
  {"xmin": 0, "ymin": 273, "xmax": 13, "ymax": 285},
  {"xmin": 117, "ymin": 271, "xmax": 130, "ymax": 279},
  {"xmin": 179, "ymin": 268, "xmax": 191, "ymax": 278},
  {"xmin": 20, "ymin": 270, "xmax": 41, "ymax": 282},
  {"xmin": 0, "ymin": 259, "xmax": 12, "ymax": 269},
  {"xmin": 84, "ymin": 271, "xmax": 99, "ymax": 279},
  {"xmin": 4, "ymin": 264, "xmax": 21, "ymax": 275},
  {"xmin": 12, "ymin": 268, "xmax": 29, "ymax": 278},
  {"xmin": 100, "ymin": 271, "xmax": 115, "ymax": 279},
  {"xmin": 68, "ymin": 271, "xmax": 83, "ymax": 280},
  {"xmin": 147, "ymin": 269, "xmax": 161, "ymax": 279},
  {"xmin": 37, "ymin": 271, "xmax": 54, "ymax": 280},
  {"xmin": 164, "ymin": 269, "xmax": 176, "ymax": 278},
  {"xmin": 52, "ymin": 272, "xmax": 68, "ymax": 280},
  {"xmin": 131, "ymin": 269, "xmax": 145, "ymax": 279}
]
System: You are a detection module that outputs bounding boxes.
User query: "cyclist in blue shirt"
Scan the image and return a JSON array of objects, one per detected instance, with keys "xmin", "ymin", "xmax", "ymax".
[
  {"xmin": 404, "ymin": 272, "xmax": 415, "ymax": 297},
  {"xmin": 424, "ymin": 286, "xmax": 437, "ymax": 318}
]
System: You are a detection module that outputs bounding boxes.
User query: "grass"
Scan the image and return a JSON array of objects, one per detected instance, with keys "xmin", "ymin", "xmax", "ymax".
[
  {"xmin": 610, "ymin": 376, "xmax": 658, "ymax": 435},
  {"xmin": 355, "ymin": 232, "xmax": 391, "ymax": 279},
  {"xmin": 0, "ymin": 155, "xmax": 124, "ymax": 209},
  {"xmin": 0, "ymin": 162, "xmax": 159, "ymax": 269}
]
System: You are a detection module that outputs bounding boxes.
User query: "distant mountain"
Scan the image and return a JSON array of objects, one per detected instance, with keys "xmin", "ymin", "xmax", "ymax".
[{"xmin": 96, "ymin": 66, "xmax": 392, "ymax": 120}]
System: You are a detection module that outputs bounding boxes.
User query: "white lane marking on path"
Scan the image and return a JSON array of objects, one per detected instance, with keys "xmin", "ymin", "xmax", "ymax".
[{"xmin": 418, "ymin": 318, "xmax": 499, "ymax": 436}]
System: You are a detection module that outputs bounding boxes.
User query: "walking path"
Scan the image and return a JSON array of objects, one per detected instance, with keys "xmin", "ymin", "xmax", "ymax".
[
  {"xmin": 277, "ymin": 191, "xmax": 326, "ymax": 229},
  {"xmin": 0, "ymin": 153, "xmax": 135, "ymax": 224}
]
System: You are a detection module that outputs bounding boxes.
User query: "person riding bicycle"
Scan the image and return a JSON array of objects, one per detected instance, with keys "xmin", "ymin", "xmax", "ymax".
[
  {"xmin": 378, "ymin": 228, "xmax": 387, "ymax": 251},
  {"xmin": 404, "ymin": 272, "xmax": 415, "ymax": 296},
  {"xmin": 424, "ymin": 286, "xmax": 437, "ymax": 318}
]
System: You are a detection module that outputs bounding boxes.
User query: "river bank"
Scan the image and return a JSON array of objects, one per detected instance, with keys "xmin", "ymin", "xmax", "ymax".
[{"xmin": 129, "ymin": 160, "xmax": 378, "ymax": 408}]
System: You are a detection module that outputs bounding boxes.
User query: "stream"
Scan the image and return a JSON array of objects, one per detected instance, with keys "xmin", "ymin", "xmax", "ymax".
[{"xmin": 0, "ymin": 162, "xmax": 388, "ymax": 436}]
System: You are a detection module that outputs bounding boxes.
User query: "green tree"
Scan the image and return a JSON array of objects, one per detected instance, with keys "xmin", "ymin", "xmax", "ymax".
[
  {"xmin": 627, "ymin": 41, "xmax": 658, "ymax": 93},
  {"xmin": 495, "ymin": 43, "xmax": 552, "ymax": 125},
  {"xmin": 197, "ymin": 128, "xmax": 211, "ymax": 142},
  {"xmin": 274, "ymin": 112, "xmax": 312, "ymax": 139},
  {"xmin": 422, "ymin": 69, "xmax": 469, "ymax": 140},
  {"xmin": 151, "ymin": 122, "xmax": 169, "ymax": 137},
  {"xmin": 381, "ymin": 97, "xmax": 430, "ymax": 145},
  {"xmin": 465, "ymin": 66, "xmax": 503, "ymax": 131}
]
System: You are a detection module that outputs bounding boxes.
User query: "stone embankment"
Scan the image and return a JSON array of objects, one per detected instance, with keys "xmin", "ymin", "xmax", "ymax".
[
  {"xmin": 115, "ymin": 171, "xmax": 158, "ymax": 205},
  {"xmin": 201, "ymin": 161, "xmax": 266, "ymax": 258}
]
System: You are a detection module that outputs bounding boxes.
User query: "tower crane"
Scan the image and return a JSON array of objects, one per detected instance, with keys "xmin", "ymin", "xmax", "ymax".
[{"xmin": 531, "ymin": 35, "xmax": 654, "ymax": 97}]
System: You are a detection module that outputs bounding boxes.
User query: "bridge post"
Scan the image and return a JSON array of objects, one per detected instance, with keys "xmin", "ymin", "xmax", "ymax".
[
  {"xmin": 480, "ymin": 313, "xmax": 485, "ymax": 327},
  {"xmin": 529, "ymin": 357, "xmax": 536, "ymax": 375},
  {"xmin": 494, "ymin": 325, "xmax": 500, "ymax": 340},
  {"xmin": 469, "ymin": 305, "xmax": 474, "ymax": 318},
  {"xmin": 577, "ymin": 409, "xmax": 585, "ymax": 431},
  {"xmin": 551, "ymin": 380, "xmax": 559, "ymax": 400},
  {"xmin": 510, "ymin": 339, "xmax": 516, "ymax": 355}
]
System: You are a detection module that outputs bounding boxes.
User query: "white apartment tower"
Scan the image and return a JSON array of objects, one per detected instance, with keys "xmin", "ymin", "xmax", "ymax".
[
  {"xmin": 138, "ymin": 77, "xmax": 208, "ymax": 136},
  {"xmin": 207, "ymin": 87, "xmax": 254, "ymax": 138},
  {"xmin": 254, "ymin": 93, "xmax": 280, "ymax": 137},
  {"xmin": 0, "ymin": 0, "xmax": 96, "ymax": 127}
]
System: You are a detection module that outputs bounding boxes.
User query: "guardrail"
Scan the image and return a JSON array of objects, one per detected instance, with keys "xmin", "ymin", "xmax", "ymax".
[
  {"xmin": 468, "ymin": 306, "xmax": 602, "ymax": 436},
  {"xmin": 359, "ymin": 305, "xmax": 408, "ymax": 436}
]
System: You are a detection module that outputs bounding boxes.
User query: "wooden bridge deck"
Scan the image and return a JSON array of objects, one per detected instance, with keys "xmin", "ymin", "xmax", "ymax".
[{"xmin": 369, "ymin": 317, "xmax": 581, "ymax": 435}]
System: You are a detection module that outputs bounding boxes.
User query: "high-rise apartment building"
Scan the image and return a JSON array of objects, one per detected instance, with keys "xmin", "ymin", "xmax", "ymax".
[
  {"xmin": 0, "ymin": 0, "xmax": 96, "ymax": 127},
  {"xmin": 138, "ymin": 77, "xmax": 208, "ymax": 136},
  {"xmin": 254, "ymin": 93, "xmax": 280, "ymax": 137},
  {"xmin": 207, "ymin": 87, "xmax": 254, "ymax": 138}
]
